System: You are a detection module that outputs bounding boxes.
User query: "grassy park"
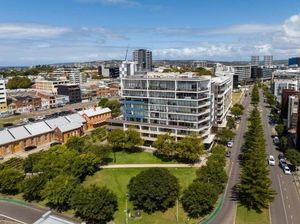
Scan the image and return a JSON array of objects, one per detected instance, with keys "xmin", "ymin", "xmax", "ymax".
[
  {"xmin": 84, "ymin": 167, "xmax": 198, "ymax": 224},
  {"xmin": 232, "ymin": 91, "xmax": 242, "ymax": 104},
  {"xmin": 235, "ymin": 205, "xmax": 270, "ymax": 224}
]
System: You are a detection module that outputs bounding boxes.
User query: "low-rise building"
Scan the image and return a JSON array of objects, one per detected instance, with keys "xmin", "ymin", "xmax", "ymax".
[
  {"xmin": 57, "ymin": 84, "xmax": 81, "ymax": 104},
  {"xmin": 8, "ymin": 95, "xmax": 41, "ymax": 113},
  {"xmin": 0, "ymin": 78, "xmax": 7, "ymax": 113},
  {"xmin": 35, "ymin": 78, "xmax": 69, "ymax": 93},
  {"xmin": 79, "ymin": 106, "xmax": 111, "ymax": 129}
]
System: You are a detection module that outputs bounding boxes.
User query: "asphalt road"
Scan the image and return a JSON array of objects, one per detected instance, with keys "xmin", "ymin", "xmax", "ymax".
[
  {"xmin": 259, "ymin": 90, "xmax": 300, "ymax": 224},
  {"xmin": 210, "ymin": 90, "xmax": 251, "ymax": 224},
  {"xmin": 0, "ymin": 200, "xmax": 46, "ymax": 223}
]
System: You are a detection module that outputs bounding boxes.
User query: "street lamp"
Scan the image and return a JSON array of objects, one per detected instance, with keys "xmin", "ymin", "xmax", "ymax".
[{"xmin": 125, "ymin": 193, "xmax": 129, "ymax": 224}]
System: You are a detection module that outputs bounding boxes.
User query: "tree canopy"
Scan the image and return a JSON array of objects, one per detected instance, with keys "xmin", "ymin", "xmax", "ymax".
[
  {"xmin": 128, "ymin": 168, "xmax": 180, "ymax": 214},
  {"xmin": 6, "ymin": 76, "xmax": 32, "ymax": 89},
  {"xmin": 71, "ymin": 185, "xmax": 118, "ymax": 224},
  {"xmin": 0, "ymin": 168, "xmax": 24, "ymax": 194}
]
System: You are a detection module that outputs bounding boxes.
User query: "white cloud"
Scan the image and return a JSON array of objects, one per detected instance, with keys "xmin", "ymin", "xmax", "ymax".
[
  {"xmin": 282, "ymin": 13, "xmax": 300, "ymax": 37},
  {"xmin": 0, "ymin": 23, "xmax": 70, "ymax": 39}
]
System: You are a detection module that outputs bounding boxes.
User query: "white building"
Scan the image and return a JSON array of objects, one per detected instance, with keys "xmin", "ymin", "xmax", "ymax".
[
  {"xmin": 119, "ymin": 61, "xmax": 137, "ymax": 78},
  {"xmin": 273, "ymin": 68, "xmax": 300, "ymax": 91},
  {"xmin": 251, "ymin": 56, "xmax": 259, "ymax": 66},
  {"xmin": 214, "ymin": 64, "xmax": 234, "ymax": 77},
  {"xmin": 192, "ymin": 61, "xmax": 207, "ymax": 68},
  {"xmin": 264, "ymin": 55, "xmax": 273, "ymax": 66},
  {"xmin": 35, "ymin": 79, "xmax": 69, "ymax": 93},
  {"xmin": 212, "ymin": 76, "xmax": 233, "ymax": 127},
  {"xmin": 69, "ymin": 71, "xmax": 87, "ymax": 84},
  {"xmin": 287, "ymin": 95, "xmax": 299, "ymax": 130},
  {"xmin": 273, "ymin": 79, "xmax": 298, "ymax": 103},
  {"xmin": 0, "ymin": 78, "xmax": 7, "ymax": 113},
  {"xmin": 108, "ymin": 72, "xmax": 225, "ymax": 146}
]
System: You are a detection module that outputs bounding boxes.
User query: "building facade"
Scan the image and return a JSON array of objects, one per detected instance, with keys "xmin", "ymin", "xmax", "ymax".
[
  {"xmin": 251, "ymin": 56, "xmax": 260, "ymax": 66},
  {"xmin": 0, "ymin": 78, "xmax": 7, "ymax": 113},
  {"xmin": 79, "ymin": 107, "xmax": 112, "ymax": 129},
  {"xmin": 273, "ymin": 79, "xmax": 298, "ymax": 103},
  {"xmin": 119, "ymin": 61, "xmax": 138, "ymax": 77},
  {"xmin": 264, "ymin": 55, "xmax": 273, "ymax": 66},
  {"xmin": 233, "ymin": 65, "xmax": 251, "ymax": 83},
  {"xmin": 133, "ymin": 49, "xmax": 152, "ymax": 72},
  {"xmin": 35, "ymin": 79, "xmax": 69, "ymax": 93},
  {"xmin": 287, "ymin": 95, "xmax": 299, "ymax": 130},
  {"xmin": 288, "ymin": 57, "xmax": 300, "ymax": 67},
  {"xmin": 57, "ymin": 84, "xmax": 81, "ymax": 104},
  {"xmin": 108, "ymin": 73, "xmax": 217, "ymax": 145}
]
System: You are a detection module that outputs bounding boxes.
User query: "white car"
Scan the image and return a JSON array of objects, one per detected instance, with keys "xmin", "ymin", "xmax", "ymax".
[
  {"xmin": 227, "ymin": 141, "xmax": 233, "ymax": 148},
  {"xmin": 283, "ymin": 166, "xmax": 291, "ymax": 175},
  {"xmin": 268, "ymin": 155, "xmax": 275, "ymax": 166},
  {"xmin": 273, "ymin": 136, "xmax": 280, "ymax": 144}
]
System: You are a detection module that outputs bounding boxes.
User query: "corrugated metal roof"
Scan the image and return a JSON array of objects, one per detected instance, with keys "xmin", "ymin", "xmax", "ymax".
[
  {"xmin": 8, "ymin": 126, "xmax": 31, "ymax": 140},
  {"xmin": 79, "ymin": 107, "xmax": 111, "ymax": 117},
  {"xmin": 0, "ymin": 129, "xmax": 15, "ymax": 145},
  {"xmin": 57, "ymin": 122, "xmax": 82, "ymax": 133},
  {"xmin": 44, "ymin": 117, "xmax": 70, "ymax": 129},
  {"xmin": 24, "ymin": 121, "xmax": 53, "ymax": 136},
  {"xmin": 65, "ymin": 113, "xmax": 86, "ymax": 124}
]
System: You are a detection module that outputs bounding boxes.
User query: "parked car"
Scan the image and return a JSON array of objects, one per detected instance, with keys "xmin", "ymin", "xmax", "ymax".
[
  {"xmin": 278, "ymin": 152, "xmax": 285, "ymax": 160},
  {"xmin": 283, "ymin": 166, "xmax": 291, "ymax": 175},
  {"xmin": 268, "ymin": 155, "xmax": 275, "ymax": 166},
  {"xmin": 24, "ymin": 145, "xmax": 37, "ymax": 151},
  {"xmin": 273, "ymin": 136, "xmax": 280, "ymax": 144},
  {"xmin": 227, "ymin": 141, "xmax": 234, "ymax": 148},
  {"xmin": 50, "ymin": 142, "xmax": 62, "ymax": 147},
  {"xmin": 279, "ymin": 159, "xmax": 288, "ymax": 168},
  {"xmin": 225, "ymin": 151, "xmax": 231, "ymax": 158}
]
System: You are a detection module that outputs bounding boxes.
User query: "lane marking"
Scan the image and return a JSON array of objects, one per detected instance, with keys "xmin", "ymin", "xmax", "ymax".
[
  {"xmin": 278, "ymin": 175, "xmax": 289, "ymax": 224},
  {"xmin": 288, "ymin": 204, "xmax": 290, "ymax": 208},
  {"xmin": 0, "ymin": 214, "xmax": 27, "ymax": 224}
]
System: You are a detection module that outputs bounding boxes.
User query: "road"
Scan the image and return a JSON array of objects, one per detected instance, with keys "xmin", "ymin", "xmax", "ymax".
[
  {"xmin": 210, "ymin": 89, "xmax": 251, "ymax": 224},
  {"xmin": 259, "ymin": 90, "xmax": 300, "ymax": 224},
  {"xmin": 0, "ymin": 200, "xmax": 46, "ymax": 223}
]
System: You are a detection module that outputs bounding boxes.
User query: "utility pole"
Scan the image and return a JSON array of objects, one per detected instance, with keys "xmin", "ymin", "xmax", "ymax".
[{"xmin": 176, "ymin": 198, "xmax": 179, "ymax": 223}]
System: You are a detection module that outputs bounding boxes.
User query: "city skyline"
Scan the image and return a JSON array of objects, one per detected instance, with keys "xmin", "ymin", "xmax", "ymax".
[{"xmin": 0, "ymin": 0, "xmax": 300, "ymax": 65}]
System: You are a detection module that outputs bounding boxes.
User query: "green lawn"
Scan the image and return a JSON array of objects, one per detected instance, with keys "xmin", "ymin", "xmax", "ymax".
[
  {"xmin": 232, "ymin": 92, "xmax": 242, "ymax": 105},
  {"xmin": 84, "ymin": 168, "xmax": 198, "ymax": 224},
  {"xmin": 107, "ymin": 151, "xmax": 177, "ymax": 164},
  {"xmin": 235, "ymin": 205, "xmax": 270, "ymax": 224}
]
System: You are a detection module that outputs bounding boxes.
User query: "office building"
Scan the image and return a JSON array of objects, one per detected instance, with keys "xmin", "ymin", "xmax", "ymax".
[
  {"xmin": 233, "ymin": 65, "xmax": 251, "ymax": 83},
  {"xmin": 57, "ymin": 84, "xmax": 81, "ymax": 104},
  {"xmin": 0, "ymin": 78, "xmax": 7, "ymax": 113},
  {"xmin": 35, "ymin": 79, "xmax": 69, "ymax": 93},
  {"xmin": 273, "ymin": 79, "xmax": 298, "ymax": 103},
  {"xmin": 288, "ymin": 57, "xmax": 300, "ymax": 67},
  {"xmin": 69, "ymin": 71, "xmax": 87, "ymax": 84},
  {"xmin": 99, "ymin": 66, "xmax": 120, "ymax": 78},
  {"xmin": 273, "ymin": 68, "xmax": 300, "ymax": 92},
  {"xmin": 264, "ymin": 55, "xmax": 273, "ymax": 66},
  {"xmin": 133, "ymin": 49, "xmax": 152, "ymax": 72},
  {"xmin": 192, "ymin": 61, "xmax": 207, "ymax": 68},
  {"xmin": 108, "ymin": 72, "xmax": 217, "ymax": 145},
  {"xmin": 119, "ymin": 61, "xmax": 138, "ymax": 77},
  {"xmin": 251, "ymin": 56, "xmax": 259, "ymax": 66}
]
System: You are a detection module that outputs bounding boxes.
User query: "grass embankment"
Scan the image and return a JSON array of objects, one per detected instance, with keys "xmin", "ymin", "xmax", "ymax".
[
  {"xmin": 235, "ymin": 205, "xmax": 270, "ymax": 224},
  {"xmin": 232, "ymin": 92, "xmax": 242, "ymax": 105},
  {"xmin": 84, "ymin": 168, "xmax": 197, "ymax": 224},
  {"xmin": 107, "ymin": 151, "xmax": 177, "ymax": 164}
]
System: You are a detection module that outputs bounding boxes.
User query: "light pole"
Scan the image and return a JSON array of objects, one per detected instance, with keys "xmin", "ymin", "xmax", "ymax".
[{"xmin": 125, "ymin": 193, "xmax": 129, "ymax": 224}]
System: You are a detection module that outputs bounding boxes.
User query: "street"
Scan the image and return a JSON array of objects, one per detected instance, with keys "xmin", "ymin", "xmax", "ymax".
[
  {"xmin": 210, "ymin": 89, "xmax": 251, "ymax": 224},
  {"xmin": 259, "ymin": 90, "xmax": 300, "ymax": 224}
]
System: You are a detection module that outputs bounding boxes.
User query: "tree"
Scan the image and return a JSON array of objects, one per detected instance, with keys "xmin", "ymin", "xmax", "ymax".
[
  {"xmin": 85, "ymin": 144, "xmax": 112, "ymax": 162},
  {"xmin": 71, "ymin": 185, "xmax": 118, "ymax": 224},
  {"xmin": 98, "ymin": 98, "xmax": 109, "ymax": 107},
  {"xmin": 67, "ymin": 153, "xmax": 100, "ymax": 181},
  {"xmin": 65, "ymin": 136, "xmax": 85, "ymax": 152},
  {"xmin": 6, "ymin": 76, "xmax": 32, "ymax": 89},
  {"xmin": 90, "ymin": 127, "xmax": 107, "ymax": 142},
  {"xmin": 128, "ymin": 168, "xmax": 180, "ymax": 213},
  {"xmin": 176, "ymin": 135, "xmax": 204, "ymax": 162},
  {"xmin": 181, "ymin": 182, "xmax": 219, "ymax": 218},
  {"xmin": 0, "ymin": 168, "xmax": 24, "ymax": 194},
  {"xmin": 286, "ymin": 148, "xmax": 300, "ymax": 166},
  {"xmin": 124, "ymin": 128, "xmax": 144, "ymax": 151},
  {"xmin": 227, "ymin": 117, "xmax": 236, "ymax": 129},
  {"xmin": 275, "ymin": 124, "xmax": 285, "ymax": 137},
  {"xmin": 22, "ymin": 175, "xmax": 47, "ymax": 201},
  {"xmin": 153, "ymin": 134, "xmax": 176, "ymax": 158},
  {"xmin": 42, "ymin": 175, "xmax": 78, "ymax": 211},
  {"xmin": 280, "ymin": 136, "xmax": 288, "ymax": 150},
  {"xmin": 216, "ymin": 128, "xmax": 235, "ymax": 144},
  {"xmin": 251, "ymin": 84, "xmax": 260, "ymax": 104},
  {"xmin": 105, "ymin": 100, "xmax": 121, "ymax": 117},
  {"xmin": 107, "ymin": 129, "xmax": 127, "ymax": 150}
]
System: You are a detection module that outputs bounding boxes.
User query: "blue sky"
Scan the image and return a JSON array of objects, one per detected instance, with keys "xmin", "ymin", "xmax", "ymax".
[{"xmin": 0, "ymin": 0, "xmax": 300, "ymax": 65}]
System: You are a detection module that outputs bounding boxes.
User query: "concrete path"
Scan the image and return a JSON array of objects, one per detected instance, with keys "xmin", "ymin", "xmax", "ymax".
[{"xmin": 101, "ymin": 163, "xmax": 196, "ymax": 169}]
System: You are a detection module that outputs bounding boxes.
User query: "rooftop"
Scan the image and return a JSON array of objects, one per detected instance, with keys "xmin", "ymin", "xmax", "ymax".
[
  {"xmin": 123, "ymin": 72, "xmax": 209, "ymax": 81},
  {"xmin": 79, "ymin": 106, "xmax": 111, "ymax": 117}
]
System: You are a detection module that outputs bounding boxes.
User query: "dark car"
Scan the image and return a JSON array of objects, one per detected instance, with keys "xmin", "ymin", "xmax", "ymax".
[
  {"xmin": 225, "ymin": 151, "xmax": 231, "ymax": 158},
  {"xmin": 24, "ymin": 145, "xmax": 37, "ymax": 151},
  {"xmin": 278, "ymin": 152, "xmax": 285, "ymax": 160},
  {"xmin": 50, "ymin": 142, "xmax": 62, "ymax": 147}
]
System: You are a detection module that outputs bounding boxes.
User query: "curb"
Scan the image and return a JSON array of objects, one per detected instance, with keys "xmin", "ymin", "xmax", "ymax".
[{"xmin": 199, "ymin": 195, "xmax": 225, "ymax": 224}]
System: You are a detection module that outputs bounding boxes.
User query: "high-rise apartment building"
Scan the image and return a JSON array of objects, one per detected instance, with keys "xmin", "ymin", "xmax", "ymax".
[
  {"xmin": 251, "ymin": 56, "xmax": 259, "ymax": 66},
  {"xmin": 69, "ymin": 71, "xmax": 87, "ymax": 84},
  {"xmin": 0, "ymin": 78, "xmax": 7, "ymax": 113},
  {"xmin": 133, "ymin": 49, "xmax": 152, "ymax": 72},
  {"xmin": 108, "ymin": 72, "xmax": 232, "ymax": 146},
  {"xmin": 119, "ymin": 61, "xmax": 138, "ymax": 77},
  {"xmin": 264, "ymin": 55, "xmax": 273, "ymax": 66}
]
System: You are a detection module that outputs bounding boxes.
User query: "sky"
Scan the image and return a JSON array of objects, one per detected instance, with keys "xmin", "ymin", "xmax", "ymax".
[{"xmin": 0, "ymin": 0, "xmax": 300, "ymax": 65}]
